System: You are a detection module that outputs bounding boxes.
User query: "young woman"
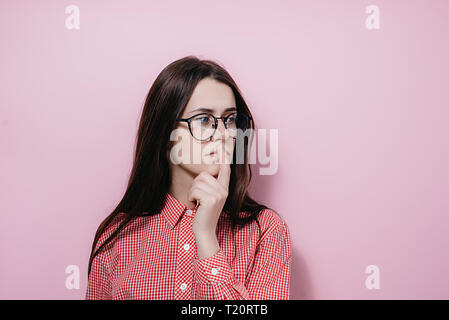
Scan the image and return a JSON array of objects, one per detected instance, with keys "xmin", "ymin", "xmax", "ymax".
[{"xmin": 85, "ymin": 56, "xmax": 291, "ymax": 300}]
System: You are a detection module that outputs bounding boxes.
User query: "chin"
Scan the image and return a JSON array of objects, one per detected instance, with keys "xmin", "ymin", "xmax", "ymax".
[
  {"xmin": 202, "ymin": 163, "xmax": 220, "ymax": 177},
  {"xmin": 181, "ymin": 163, "xmax": 220, "ymax": 178}
]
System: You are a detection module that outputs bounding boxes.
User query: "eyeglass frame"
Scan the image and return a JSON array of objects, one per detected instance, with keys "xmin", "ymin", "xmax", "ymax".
[{"xmin": 175, "ymin": 112, "xmax": 253, "ymax": 141}]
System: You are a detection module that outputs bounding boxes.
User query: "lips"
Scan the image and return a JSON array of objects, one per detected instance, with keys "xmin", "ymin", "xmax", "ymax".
[
  {"xmin": 207, "ymin": 147, "xmax": 219, "ymax": 156},
  {"xmin": 205, "ymin": 142, "xmax": 223, "ymax": 158}
]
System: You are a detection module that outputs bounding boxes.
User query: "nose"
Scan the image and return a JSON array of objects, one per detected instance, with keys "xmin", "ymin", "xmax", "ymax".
[{"xmin": 211, "ymin": 118, "xmax": 227, "ymax": 141}]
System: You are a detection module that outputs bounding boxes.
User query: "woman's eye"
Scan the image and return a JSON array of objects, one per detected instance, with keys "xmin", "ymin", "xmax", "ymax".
[
  {"xmin": 195, "ymin": 116, "xmax": 210, "ymax": 124},
  {"xmin": 226, "ymin": 116, "xmax": 236, "ymax": 124}
]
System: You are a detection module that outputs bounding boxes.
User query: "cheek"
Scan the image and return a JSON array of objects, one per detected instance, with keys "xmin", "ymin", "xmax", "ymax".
[
  {"xmin": 169, "ymin": 136, "xmax": 215, "ymax": 166},
  {"xmin": 168, "ymin": 130, "xmax": 196, "ymax": 164},
  {"xmin": 168, "ymin": 129, "xmax": 235, "ymax": 167}
]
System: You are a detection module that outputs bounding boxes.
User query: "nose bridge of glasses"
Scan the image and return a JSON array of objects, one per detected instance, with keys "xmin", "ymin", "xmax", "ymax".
[
  {"xmin": 208, "ymin": 116, "xmax": 227, "ymax": 141},
  {"xmin": 216, "ymin": 116, "xmax": 228, "ymax": 129}
]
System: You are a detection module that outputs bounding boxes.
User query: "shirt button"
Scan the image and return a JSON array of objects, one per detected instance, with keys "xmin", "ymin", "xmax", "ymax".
[
  {"xmin": 180, "ymin": 283, "xmax": 187, "ymax": 291},
  {"xmin": 183, "ymin": 243, "xmax": 190, "ymax": 251},
  {"xmin": 211, "ymin": 267, "xmax": 219, "ymax": 275},
  {"xmin": 185, "ymin": 209, "xmax": 193, "ymax": 216}
]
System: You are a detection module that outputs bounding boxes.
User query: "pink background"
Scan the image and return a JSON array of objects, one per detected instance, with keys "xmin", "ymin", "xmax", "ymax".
[{"xmin": 1, "ymin": 0, "xmax": 449, "ymax": 299}]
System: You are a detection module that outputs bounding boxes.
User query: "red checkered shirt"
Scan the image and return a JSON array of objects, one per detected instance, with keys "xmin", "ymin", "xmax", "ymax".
[{"xmin": 85, "ymin": 192, "xmax": 291, "ymax": 300}]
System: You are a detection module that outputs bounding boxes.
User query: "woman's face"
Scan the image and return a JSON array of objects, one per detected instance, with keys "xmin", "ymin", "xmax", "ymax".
[{"xmin": 168, "ymin": 77, "xmax": 236, "ymax": 178}]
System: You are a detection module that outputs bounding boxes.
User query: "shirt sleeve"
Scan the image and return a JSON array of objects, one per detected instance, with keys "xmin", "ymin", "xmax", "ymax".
[
  {"xmin": 85, "ymin": 213, "xmax": 127, "ymax": 300},
  {"xmin": 191, "ymin": 218, "xmax": 291, "ymax": 300},
  {"xmin": 85, "ymin": 248, "xmax": 112, "ymax": 300}
]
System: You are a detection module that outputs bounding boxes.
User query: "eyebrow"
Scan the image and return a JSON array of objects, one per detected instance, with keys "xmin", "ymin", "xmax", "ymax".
[{"xmin": 188, "ymin": 107, "xmax": 237, "ymax": 115}]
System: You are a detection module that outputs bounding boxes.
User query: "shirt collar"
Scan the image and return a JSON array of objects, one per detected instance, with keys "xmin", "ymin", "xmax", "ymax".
[{"xmin": 161, "ymin": 192, "xmax": 200, "ymax": 229}]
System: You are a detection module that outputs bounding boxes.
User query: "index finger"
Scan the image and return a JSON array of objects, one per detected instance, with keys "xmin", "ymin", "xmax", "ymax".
[
  {"xmin": 217, "ymin": 161, "xmax": 231, "ymax": 190},
  {"xmin": 216, "ymin": 148, "xmax": 231, "ymax": 189}
]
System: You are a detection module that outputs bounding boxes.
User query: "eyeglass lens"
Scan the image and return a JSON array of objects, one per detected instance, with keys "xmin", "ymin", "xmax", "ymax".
[{"xmin": 190, "ymin": 113, "xmax": 249, "ymax": 140}]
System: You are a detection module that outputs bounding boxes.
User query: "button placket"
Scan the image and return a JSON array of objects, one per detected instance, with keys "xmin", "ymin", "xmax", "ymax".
[{"xmin": 174, "ymin": 208, "xmax": 197, "ymax": 300}]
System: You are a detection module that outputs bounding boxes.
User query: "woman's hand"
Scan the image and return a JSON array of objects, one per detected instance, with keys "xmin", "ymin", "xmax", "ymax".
[
  {"xmin": 187, "ymin": 149, "xmax": 232, "ymax": 258},
  {"xmin": 189, "ymin": 161, "xmax": 231, "ymax": 235}
]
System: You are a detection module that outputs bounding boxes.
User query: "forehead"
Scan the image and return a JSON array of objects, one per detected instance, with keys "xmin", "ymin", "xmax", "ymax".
[{"xmin": 184, "ymin": 77, "xmax": 236, "ymax": 114}]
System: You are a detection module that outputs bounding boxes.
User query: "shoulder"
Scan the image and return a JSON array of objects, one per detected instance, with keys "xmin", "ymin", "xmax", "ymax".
[
  {"xmin": 256, "ymin": 208, "xmax": 289, "ymax": 233},
  {"xmin": 94, "ymin": 212, "xmax": 129, "ymax": 253},
  {"xmin": 94, "ymin": 212, "xmax": 156, "ymax": 262},
  {"xmin": 228, "ymin": 207, "xmax": 290, "ymax": 242},
  {"xmin": 253, "ymin": 208, "xmax": 291, "ymax": 246}
]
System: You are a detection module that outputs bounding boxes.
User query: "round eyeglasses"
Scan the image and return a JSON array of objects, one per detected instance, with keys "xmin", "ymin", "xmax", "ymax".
[{"xmin": 175, "ymin": 112, "xmax": 253, "ymax": 141}]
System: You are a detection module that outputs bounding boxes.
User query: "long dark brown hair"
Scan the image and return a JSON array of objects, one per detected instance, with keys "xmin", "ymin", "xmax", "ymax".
[{"xmin": 87, "ymin": 55, "xmax": 274, "ymax": 277}]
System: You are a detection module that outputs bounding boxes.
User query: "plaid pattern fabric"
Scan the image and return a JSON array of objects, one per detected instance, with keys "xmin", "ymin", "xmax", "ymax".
[{"xmin": 85, "ymin": 192, "xmax": 291, "ymax": 300}]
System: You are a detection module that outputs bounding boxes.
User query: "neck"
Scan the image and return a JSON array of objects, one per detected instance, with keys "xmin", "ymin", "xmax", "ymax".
[{"xmin": 169, "ymin": 166, "xmax": 197, "ymax": 210}]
